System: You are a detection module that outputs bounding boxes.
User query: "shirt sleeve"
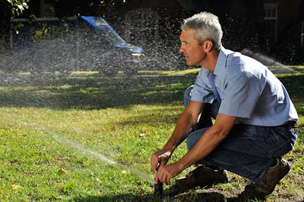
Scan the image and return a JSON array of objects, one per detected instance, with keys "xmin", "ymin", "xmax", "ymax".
[
  {"xmin": 190, "ymin": 68, "xmax": 215, "ymax": 103},
  {"xmin": 219, "ymin": 72, "xmax": 264, "ymax": 118}
]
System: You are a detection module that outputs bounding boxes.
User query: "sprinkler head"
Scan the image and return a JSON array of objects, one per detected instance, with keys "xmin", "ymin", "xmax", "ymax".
[{"xmin": 154, "ymin": 178, "xmax": 163, "ymax": 199}]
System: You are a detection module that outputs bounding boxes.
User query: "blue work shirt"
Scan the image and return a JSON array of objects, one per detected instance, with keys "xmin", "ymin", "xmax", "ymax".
[{"xmin": 190, "ymin": 47, "xmax": 298, "ymax": 126}]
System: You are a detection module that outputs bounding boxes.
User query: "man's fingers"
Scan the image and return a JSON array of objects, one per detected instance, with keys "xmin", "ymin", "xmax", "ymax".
[
  {"xmin": 151, "ymin": 154, "xmax": 160, "ymax": 172},
  {"xmin": 159, "ymin": 168, "xmax": 166, "ymax": 183},
  {"xmin": 154, "ymin": 175, "xmax": 158, "ymax": 184},
  {"xmin": 156, "ymin": 165, "xmax": 163, "ymax": 183},
  {"xmin": 159, "ymin": 158, "xmax": 166, "ymax": 166},
  {"xmin": 156, "ymin": 165, "xmax": 171, "ymax": 185},
  {"xmin": 161, "ymin": 167, "xmax": 171, "ymax": 185},
  {"xmin": 165, "ymin": 174, "xmax": 171, "ymax": 185},
  {"xmin": 151, "ymin": 150, "xmax": 171, "ymax": 173},
  {"xmin": 151, "ymin": 161, "xmax": 157, "ymax": 173}
]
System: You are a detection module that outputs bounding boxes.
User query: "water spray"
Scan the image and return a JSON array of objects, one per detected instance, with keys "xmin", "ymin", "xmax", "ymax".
[
  {"xmin": 53, "ymin": 134, "xmax": 155, "ymax": 184},
  {"xmin": 56, "ymin": 134, "xmax": 166, "ymax": 199},
  {"xmin": 6, "ymin": 119, "xmax": 155, "ymax": 184},
  {"xmin": 241, "ymin": 48, "xmax": 298, "ymax": 74},
  {"xmin": 55, "ymin": 133, "xmax": 167, "ymax": 200}
]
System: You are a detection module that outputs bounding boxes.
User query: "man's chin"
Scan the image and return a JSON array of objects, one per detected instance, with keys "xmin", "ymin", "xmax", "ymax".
[{"xmin": 186, "ymin": 62, "xmax": 194, "ymax": 66}]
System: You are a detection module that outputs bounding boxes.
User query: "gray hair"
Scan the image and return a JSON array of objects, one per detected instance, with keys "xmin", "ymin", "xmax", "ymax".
[{"xmin": 181, "ymin": 12, "xmax": 223, "ymax": 50}]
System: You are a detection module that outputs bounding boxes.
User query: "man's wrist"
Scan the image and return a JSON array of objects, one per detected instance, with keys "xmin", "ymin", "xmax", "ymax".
[
  {"xmin": 164, "ymin": 138, "xmax": 182, "ymax": 152},
  {"xmin": 163, "ymin": 144, "xmax": 176, "ymax": 154},
  {"xmin": 175, "ymin": 160, "xmax": 187, "ymax": 174}
]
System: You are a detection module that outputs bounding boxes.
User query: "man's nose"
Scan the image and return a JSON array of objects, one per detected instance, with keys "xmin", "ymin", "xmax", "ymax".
[{"xmin": 179, "ymin": 46, "xmax": 184, "ymax": 53}]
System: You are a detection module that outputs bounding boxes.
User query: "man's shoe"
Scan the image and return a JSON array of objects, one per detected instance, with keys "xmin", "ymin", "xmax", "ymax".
[
  {"xmin": 244, "ymin": 158, "xmax": 291, "ymax": 196},
  {"xmin": 171, "ymin": 165, "xmax": 228, "ymax": 194}
]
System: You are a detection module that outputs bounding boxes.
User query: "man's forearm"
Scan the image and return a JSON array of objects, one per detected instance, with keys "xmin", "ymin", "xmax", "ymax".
[
  {"xmin": 176, "ymin": 113, "xmax": 236, "ymax": 171},
  {"xmin": 176, "ymin": 126, "xmax": 225, "ymax": 170},
  {"xmin": 163, "ymin": 110, "xmax": 197, "ymax": 152}
]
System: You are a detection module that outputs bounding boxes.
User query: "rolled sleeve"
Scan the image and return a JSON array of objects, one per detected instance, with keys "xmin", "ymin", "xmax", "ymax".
[
  {"xmin": 191, "ymin": 69, "xmax": 215, "ymax": 103},
  {"xmin": 219, "ymin": 72, "xmax": 264, "ymax": 118}
]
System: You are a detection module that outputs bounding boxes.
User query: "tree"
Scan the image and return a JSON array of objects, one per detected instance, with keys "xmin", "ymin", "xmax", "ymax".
[
  {"xmin": 7, "ymin": 0, "xmax": 30, "ymax": 17},
  {"xmin": 51, "ymin": 0, "xmax": 125, "ymax": 18},
  {"xmin": 0, "ymin": 0, "xmax": 30, "ymax": 39}
]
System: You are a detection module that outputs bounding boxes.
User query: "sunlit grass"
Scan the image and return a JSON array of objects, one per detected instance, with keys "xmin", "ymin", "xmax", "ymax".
[
  {"xmin": 288, "ymin": 65, "xmax": 304, "ymax": 73},
  {"xmin": 139, "ymin": 68, "xmax": 200, "ymax": 76},
  {"xmin": 0, "ymin": 70, "xmax": 303, "ymax": 201}
]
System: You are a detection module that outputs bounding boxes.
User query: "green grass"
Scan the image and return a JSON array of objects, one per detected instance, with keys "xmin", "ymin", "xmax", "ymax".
[
  {"xmin": 0, "ymin": 69, "xmax": 303, "ymax": 201},
  {"xmin": 288, "ymin": 65, "xmax": 304, "ymax": 73}
]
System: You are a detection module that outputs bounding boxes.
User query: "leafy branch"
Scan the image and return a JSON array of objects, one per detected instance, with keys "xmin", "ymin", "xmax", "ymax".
[{"xmin": 7, "ymin": 0, "xmax": 29, "ymax": 17}]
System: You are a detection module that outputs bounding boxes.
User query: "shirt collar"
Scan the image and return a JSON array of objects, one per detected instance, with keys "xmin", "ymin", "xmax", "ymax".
[{"xmin": 213, "ymin": 46, "xmax": 229, "ymax": 76}]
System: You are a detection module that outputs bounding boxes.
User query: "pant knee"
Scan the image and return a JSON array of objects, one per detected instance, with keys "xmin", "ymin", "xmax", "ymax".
[
  {"xmin": 186, "ymin": 136, "xmax": 195, "ymax": 151},
  {"xmin": 186, "ymin": 128, "xmax": 208, "ymax": 151},
  {"xmin": 184, "ymin": 85, "xmax": 194, "ymax": 108}
]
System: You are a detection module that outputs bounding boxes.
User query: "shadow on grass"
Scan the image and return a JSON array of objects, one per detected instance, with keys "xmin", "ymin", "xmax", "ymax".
[
  {"xmin": 73, "ymin": 193, "xmax": 159, "ymax": 202},
  {"xmin": 73, "ymin": 191, "xmax": 263, "ymax": 202},
  {"xmin": 73, "ymin": 191, "xmax": 229, "ymax": 202},
  {"xmin": 0, "ymin": 72, "xmax": 303, "ymax": 111},
  {"xmin": 278, "ymin": 74, "xmax": 304, "ymax": 100},
  {"xmin": 0, "ymin": 73, "xmax": 195, "ymax": 110},
  {"xmin": 278, "ymin": 74, "xmax": 304, "ymax": 120}
]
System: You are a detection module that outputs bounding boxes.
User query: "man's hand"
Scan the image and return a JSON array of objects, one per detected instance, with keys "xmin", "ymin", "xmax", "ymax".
[
  {"xmin": 155, "ymin": 163, "xmax": 183, "ymax": 185},
  {"xmin": 151, "ymin": 150, "xmax": 172, "ymax": 173}
]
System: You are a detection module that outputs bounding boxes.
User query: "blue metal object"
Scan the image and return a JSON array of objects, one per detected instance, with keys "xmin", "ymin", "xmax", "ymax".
[{"xmin": 80, "ymin": 16, "xmax": 144, "ymax": 53}]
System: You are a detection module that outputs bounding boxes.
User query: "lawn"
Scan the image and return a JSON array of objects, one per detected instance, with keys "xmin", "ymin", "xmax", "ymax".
[{"xmin": 0, "ymin": 69, "xmax": 303, "ymax": 201}]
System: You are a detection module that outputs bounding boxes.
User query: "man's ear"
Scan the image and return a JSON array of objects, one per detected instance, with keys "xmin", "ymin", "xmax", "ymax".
[{"xmin": 204, "ymin": 40, "xmax": 214, "ymax": 52}]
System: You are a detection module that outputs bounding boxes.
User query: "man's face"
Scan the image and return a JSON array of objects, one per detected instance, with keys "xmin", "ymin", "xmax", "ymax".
[{"xmin": 179, "ymin": 29, "xmax": 206, "ymax": 66}]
